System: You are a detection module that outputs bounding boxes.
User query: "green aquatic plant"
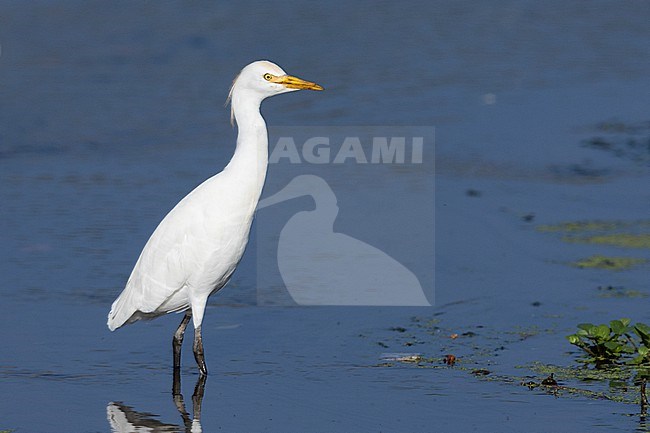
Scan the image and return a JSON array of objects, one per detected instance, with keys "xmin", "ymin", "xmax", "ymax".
[
  {"xmin": 631, "ymin": 323, "xmax": 650, "ymax": 366},
  {"xmin": 567, "ymin": 320, "xmax": 650, "ymax": 368},
  {"xmin": 566, "ymin": 319, "xmax": 636, "ymax": 367},
  {"xmin": 541, "ymin": 320, "xmax": 650, "ymax": 408}
]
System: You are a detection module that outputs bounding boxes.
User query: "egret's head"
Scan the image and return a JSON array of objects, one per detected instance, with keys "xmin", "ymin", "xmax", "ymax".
[{"xmin": 227, "ymin": 60, "xmax": 323, "ymax": 124}]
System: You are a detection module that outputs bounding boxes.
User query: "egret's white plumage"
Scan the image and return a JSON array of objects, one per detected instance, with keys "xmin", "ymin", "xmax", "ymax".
[{"xmin": 107, "ymin": 60, "xmax": 322, "ymax": 375}]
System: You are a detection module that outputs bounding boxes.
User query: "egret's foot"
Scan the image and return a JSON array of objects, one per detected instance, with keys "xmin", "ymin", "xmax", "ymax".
[
  {"xmin": 173, "ymin": 311, "xmax": 192, "ymax": 370},
  {"xmin": 193, "ymin": 325, "xmax": 208, "ymax": 376}
]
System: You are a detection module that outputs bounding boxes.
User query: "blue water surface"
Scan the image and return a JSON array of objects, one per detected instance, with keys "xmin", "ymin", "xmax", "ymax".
[{"xmin": 1, "ymin": 1, "xmax": 650, "ymax": 432}]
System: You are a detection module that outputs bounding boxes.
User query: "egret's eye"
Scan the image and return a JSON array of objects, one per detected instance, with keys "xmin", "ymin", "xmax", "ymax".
[{"xmin": 263, "ymin": 73, "xmax": 273, "ymax": 81}]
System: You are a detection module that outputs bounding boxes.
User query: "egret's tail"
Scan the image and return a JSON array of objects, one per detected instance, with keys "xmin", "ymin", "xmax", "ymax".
[{"xmin": 107, "ymin": 289, "xmax": 138, "ymax": 331}]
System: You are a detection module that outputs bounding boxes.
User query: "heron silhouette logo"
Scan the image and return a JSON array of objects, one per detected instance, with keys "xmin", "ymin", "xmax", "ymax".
[{"xmin": 257, "ymin": 174, "xmax": 431, "ymax": 306}]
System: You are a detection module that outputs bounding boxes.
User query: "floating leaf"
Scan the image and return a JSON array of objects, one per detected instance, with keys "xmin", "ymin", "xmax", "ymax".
[
  {"xmin": 590, "ymin": 324, "xmax": 611, "ymax": 340},
  {"xmin": 604, "ymin": 341, "xmax": 623, "ymax": 353},
  {"xmin": 635, "ymin": 323, "xmax": 650, "ymax": 347},
  {"xmin": 567, "ymin": 335, "xmax": 581, "ymax": 345},
  {"xmin": 578, "ymin": 323, "xmax": 595, "ymax": 331},
  {"xmin": 610, "ymin": 319, "xmax": 630, "ymax": 335}
]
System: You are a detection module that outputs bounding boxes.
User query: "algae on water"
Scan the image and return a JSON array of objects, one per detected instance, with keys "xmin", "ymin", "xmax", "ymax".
[
  {"xmin": 571, "ymin": 255, "xmax": 646, "ymax": 271},
  {"xmin": 537, "ymin": 219, "xmax": 650, "ymax": 249},
  {"xmin": 565, "ymin": 233, "xmax": 650, "ymax": 249}
]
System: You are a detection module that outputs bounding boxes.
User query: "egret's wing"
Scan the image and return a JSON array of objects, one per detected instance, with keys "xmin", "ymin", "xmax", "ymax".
[
  {"xmin": 108, "ymin": 171, "xmax": 256, "ymax": 330},
  {"xmin": 108, "ymin": 179, "xmax": 220, "ymax": 329},
  {"xmin": 129, "ymin": 199, "xmax": 208, "ymax": 310}
]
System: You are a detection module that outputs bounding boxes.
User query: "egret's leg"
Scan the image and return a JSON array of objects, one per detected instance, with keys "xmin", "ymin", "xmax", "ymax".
[
  {"xmin": 173, "ymin": 311, "xmax": 192, "ymax": 371},
  {"xmin": 189, "ymin": 298, "xmax": 208, "ymax": 376},
  {"xmin": 193, "ymin": 325, "xmax": 208, "ymax": 376}
]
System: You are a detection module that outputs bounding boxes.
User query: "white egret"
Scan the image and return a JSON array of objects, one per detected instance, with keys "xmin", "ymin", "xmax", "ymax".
[{"xmin": 107, "ymin": 60, "xmax": 323, "ymax": 375}]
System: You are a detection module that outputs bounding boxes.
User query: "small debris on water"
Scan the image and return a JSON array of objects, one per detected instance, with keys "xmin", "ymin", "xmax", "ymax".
[
  {"xmin": 381, "ymin": 353, "xmax": 423, "ymax": 363},
  {"xmin": 444, "ymin": 354, "xmax": 457, "ymax": 366},
  {"xmin": 522, "ymin": 213, "xmax": 535, "ymax": 222},
  {"xmin": 542, "ymin": 373, "xmax": 558, "ymax": 386}
]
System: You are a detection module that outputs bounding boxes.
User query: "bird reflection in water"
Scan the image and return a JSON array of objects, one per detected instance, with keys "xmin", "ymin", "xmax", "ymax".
[{"xmin": 107, "ymin": 372, "xmax": 206, "ymax": 433}]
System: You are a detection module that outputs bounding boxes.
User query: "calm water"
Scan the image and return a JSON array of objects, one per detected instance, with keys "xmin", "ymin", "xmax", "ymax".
[{"xmin": 1, "ymin": 1, "xmax": 650, "ymax": 432}]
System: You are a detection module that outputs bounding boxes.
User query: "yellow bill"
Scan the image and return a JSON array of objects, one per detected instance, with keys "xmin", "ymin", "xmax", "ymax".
[{"xmin": 278, "ymin": 75, "xmax": 324, "ymax": 91}]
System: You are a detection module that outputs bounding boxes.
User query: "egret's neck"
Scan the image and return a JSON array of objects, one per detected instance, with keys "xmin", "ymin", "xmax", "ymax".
[{"xmin": 226, "ymin": 89, "xmax": 269, "ymax": 199}]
